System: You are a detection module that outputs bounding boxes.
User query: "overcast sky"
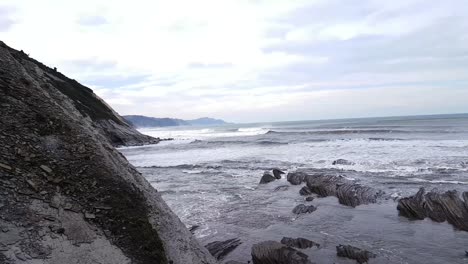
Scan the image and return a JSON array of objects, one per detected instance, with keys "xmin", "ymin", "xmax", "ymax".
[{"xmin": 1, "ymin": 0, "xmax": 468, "ymax": 122}]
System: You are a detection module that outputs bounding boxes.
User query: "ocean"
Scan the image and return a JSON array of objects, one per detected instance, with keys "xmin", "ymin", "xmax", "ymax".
[{"xmin": 119, "ymin": 114, "xmax": 468, "ymax": 263}]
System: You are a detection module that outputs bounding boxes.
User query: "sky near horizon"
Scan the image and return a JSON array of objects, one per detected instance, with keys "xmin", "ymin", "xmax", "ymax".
[{"xmin": 1, "ymin": 0, "xmax": 468, "ymax": 123}]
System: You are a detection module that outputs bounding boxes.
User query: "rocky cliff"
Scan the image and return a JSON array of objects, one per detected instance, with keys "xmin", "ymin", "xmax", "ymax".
[{"xmin": 0, "ymin": 41, "xmax": 217, "ymax": 264}]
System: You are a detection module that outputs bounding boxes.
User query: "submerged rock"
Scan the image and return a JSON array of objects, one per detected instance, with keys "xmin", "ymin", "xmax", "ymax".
[
  {"xmin": 336, "ymin": 244, "xmax": 376, "ymax": 264},
  {"xmin": 251, "ymin": 241, "xmax": 311, "ymax": 264},
  {"xmin": 305, "ymin": 197, "xmax": 315, "ymax": 202},
  {"xmin": 205, "ymin": 238, "xmax": 242, "ymax": 260},
  {"xmin": 397, "ymin": 188, "xmax": 468, "ymax": 231},
  {"xmin": 260, "ymin": 172, "xmax": 276, "ymax": 184},
  {"xmin": 332, "ymin": 159, "xmax": 355, "ymax": 165},
  {"xmin": 274, "ymin": 185, "xmax": 289, "ymax": 191},
  {"xmin": 280, "ymin": 237, "xmax": 320, "ymax": 249},
  {"xmin": 292, "ymin": 204, "xmax": 317, "ymax": 214},
  {"xmin": 272, "ymin": 169, "xmax": 285, "ymax": 179}
]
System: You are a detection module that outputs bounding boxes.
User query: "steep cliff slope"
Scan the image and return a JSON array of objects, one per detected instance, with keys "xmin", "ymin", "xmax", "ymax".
[
  {"xmin": 0, "ymin": 43, "xmax": 158, "ymax": 147},
  {"xmin": 0, "ymin": 41, "xmax": 217, "ymax": 264}
]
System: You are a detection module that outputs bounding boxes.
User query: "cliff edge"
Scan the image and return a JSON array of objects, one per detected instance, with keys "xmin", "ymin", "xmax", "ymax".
[{"xmin": 0, "ymin": 41, "xmax": 217, "ymax": 264}]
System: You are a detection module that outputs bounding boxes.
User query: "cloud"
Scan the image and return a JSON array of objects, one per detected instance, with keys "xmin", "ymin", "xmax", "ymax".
[
  {"xmin": 77, "ymin": 15, "xmax": 108, "ymax": 27},
  {"xmin": 1, "ymin": 0, "xmax": 468, "ymax": 122},
  {"xmin": 0, "ymin": 6, "xmax": 17, "ymax": 32}
]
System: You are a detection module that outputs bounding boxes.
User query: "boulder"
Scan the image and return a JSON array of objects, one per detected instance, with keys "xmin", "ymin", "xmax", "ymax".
[
  {"xmin": 272, "ymin": 169, "xmax": 285, "ymax": 179},
  {"xmin": 260, "ymin": 173, "xmax": 276, "ymax": 184},
  {"xmin": 292, "ymin": 204, "xmax": 317, "ymax": 215},
  {"xmin": 305, "ymin": 197, "xmax": 314, "ymax": 202},
  {"xmin": 205, "ymin": 238, "xmax": 242, "ymax": 260},
  {"xmin": 336, "ymin": 244, "xmax": 376, "ymax": 264},
  {"xmin": 287, "ymin": 172, "xmax": 308, "ymax": 185},
  {"xmin": 251, "ymin": 241, "xmax": 311, "ymax": 264},
  {"xmin": 280, "ymin": 237, "xmax": 320, "ymax": 249},
  {"xmin": 397, "ymin": 188, "xmax": 468, "ymax": 231},
  {"xmin": 332, "ymin": 159, "xmax": 355, "ymax": 165}
]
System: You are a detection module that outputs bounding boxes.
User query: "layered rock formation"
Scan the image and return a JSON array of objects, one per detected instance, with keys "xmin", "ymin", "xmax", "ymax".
[
  {"xmin": 0, "ymin": 41, "xmax": 216, "ymax": 264},
  {"xmin": 397, "ymin": 187, "xmax": 468, "ymax": 231}
]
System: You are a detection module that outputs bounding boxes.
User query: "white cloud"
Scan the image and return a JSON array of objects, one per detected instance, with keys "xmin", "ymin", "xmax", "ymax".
[{"xmin": 1, "ymin": 0, "xmax": 468, "ymax": 122}]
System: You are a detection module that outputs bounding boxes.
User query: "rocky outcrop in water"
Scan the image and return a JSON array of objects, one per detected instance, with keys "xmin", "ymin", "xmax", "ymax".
[
  {"xmin": 251, "ymin": 241, "xmax": 311, "ymax": 264},
  {"xmin": 397, "ymin": 187, "xmax": 468, "ymax": 231},
  {"xmin": 272, "ymin": 169, "xmax": 285, "ymax": 179},
  {"xmin": 260, "ymin": 169, "xmax": 284, "ymax": 184},
  {"xmin": 332, "ymin": 159, "xmax": 355, "ymax": 165},
  {"xmin": 286, "ymin": 172, "xmax": 308, "ymax": 185},
  {"xmin": 336, "ymin": 244, "xmax": 376, "ymax": 264},
  {"xmin": 205, "ymin": 238, "xmax": 242, "ymax": 261},
  {"xmin": 259, "ymin": 172, "xmax": 276, "ymax": 184},
  {"xmin": 0, "ymin": 41, "xmax": 216, "ymax": 264},
  {"xmin": 304, "ymin": 174, "xmax": 384, "ymax": 207},
  {"xmin": 292, "ymin": 204, "xmax": 317, "ymax": 214},
  {"xmin": 280, "ymin": 237, "xmax": 320, "ymax": 249}
]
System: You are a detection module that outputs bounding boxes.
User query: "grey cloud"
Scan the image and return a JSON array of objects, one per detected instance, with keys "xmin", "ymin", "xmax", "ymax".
[
  {"xmin": 83, "ymin": 74, "xmax": 151, "ymax": 89},
  {"xmin": 77, "ymin": 15, "xmax": 108, "ymax": 26},
  {"xmin": 0, "ymin": 6, "xmax": 17, "ymax": 32}
]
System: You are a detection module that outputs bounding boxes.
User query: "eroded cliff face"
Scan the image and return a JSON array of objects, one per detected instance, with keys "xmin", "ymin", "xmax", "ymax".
[{"xmin": 0, "ymin": 41, "xmax": 217, "ymax": 264}]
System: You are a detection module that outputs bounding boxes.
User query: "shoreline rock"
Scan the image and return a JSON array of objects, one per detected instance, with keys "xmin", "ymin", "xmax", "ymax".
[
  {"xmin": 397, "ymin": 187, "xmax": 468, "ymax": 231},
  {"xmin": 336, "ymin": 244, "xmax": 376, "ymax": 264}
]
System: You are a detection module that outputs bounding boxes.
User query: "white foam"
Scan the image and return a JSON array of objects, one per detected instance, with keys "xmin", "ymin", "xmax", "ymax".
[{"xmin": 138, "ymin": 126, "xmax": 269, "ymax": 141}]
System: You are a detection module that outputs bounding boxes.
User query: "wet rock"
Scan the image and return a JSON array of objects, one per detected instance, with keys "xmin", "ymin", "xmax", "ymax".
[
  {"xmin": 292, "ymin": 204, "xmax": 316, "ymax": 215},
  {"xmin": 0, "ymin": 163, "xmax": 12, "ymax": 171},
  {"xmin": 272, "ymin": 169, "xmax": 285, "ymax": 180},
  {"xmin": 26, "ymin": 179, "xmax": 38, "ymax": 191},
  {"xmin": 305, "ymin": 197, "xmax": 314, "ymax": 202},
  {"xmin": 465, "ymin": 250, "xmax": 468, "ymax": 257},
  {"xmin": 259, "ymin": 172, "xmax": 276, "ymax": 184},
  {"xmin": 251, "ymin": 240, "xmax": 311, "ymax": 264},
  {"xmin": 15, "ymin": 252, "xmax": 28, "ymax": 261},
  {"xmin": 305, "ymin": 174, "xmax": 384, "ymax": 207},
  {"xmin": 336, "ymin": 184, "xmax": 384, "ymax": 207},
  {"xmin": 336, "ymin": 244, "xmax": 376, "ymax": 264},
  {"xmin": 287, "ymin": 172, "xmax": 308, "ymax": 185},
  {"xmin": 280, "ymin": 237, "xmax": 319, "ymax": 249},
  {"xmin": 332, "ymin": 159, "xmax": 355, "ymax": 165},
  {"xmin": 205, "ymin": 238, "xmax": 242, "ymax": 260},
  {"xmin": 40, "ymin": 165, "xmax": 52, "ymax": 173},
  {"xmin": 299, "ymin": 186, "xmax": 313, "ymax": 196},
  {"xmin": 397, "ymin": 188, "xmax": 468, "ymax": 231}
]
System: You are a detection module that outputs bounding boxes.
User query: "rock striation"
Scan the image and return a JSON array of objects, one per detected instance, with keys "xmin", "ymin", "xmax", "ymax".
[
  {"xmin": 205, "ymin": 238, "xmax": 242, "ymax": 261},
  {"xmin": 336, "ymin": 244, "xmax": 376, "ymax": 264},
  {"xmin": 293, "ymin": 173, "xmax": 385, "ymax": 207},
  {"xmin": 397, "ymin": 187, "xmax": 468, "ymax": 231},
  {"xmin": 0, "ymin": 41, "xmax": 216, "ymax": 264},
  {"xmin": 251, "ymin": 241, "xmax": 311, "ymax": 264},
  {"xmin": 280, "ymin": 237, "xmax": 320, "ymax": 249}
]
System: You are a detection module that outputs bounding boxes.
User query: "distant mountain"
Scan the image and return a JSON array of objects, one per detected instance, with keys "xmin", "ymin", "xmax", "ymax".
[
  {"xmin": 123, "ymin": 115, "xmax": 227, "ymax": 128},
  {"xmin": 186, "ymin": 117, "xmax": 227, "ymax": 126}
]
